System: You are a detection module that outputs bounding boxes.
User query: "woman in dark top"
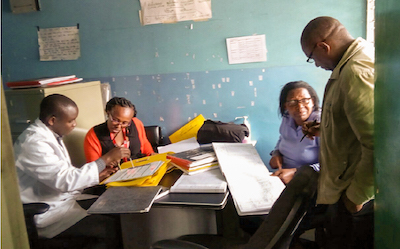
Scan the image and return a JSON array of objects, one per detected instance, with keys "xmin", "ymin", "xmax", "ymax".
[{"xmin": 84, "ymin": 97, "xmax": 154, "ymax": 166}]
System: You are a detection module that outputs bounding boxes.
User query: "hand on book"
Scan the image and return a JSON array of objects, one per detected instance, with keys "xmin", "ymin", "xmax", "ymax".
[{"xmin": 99, "ymin": 166, "xmax": 119, "ymax": 183}]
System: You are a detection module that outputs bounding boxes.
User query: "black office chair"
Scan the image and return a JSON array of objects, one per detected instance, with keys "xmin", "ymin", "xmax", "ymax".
[
  {"xmin": 23, "ymin": 203, "xmax": 101, "ymax": 249},
  {"xmin": 145, "ymin": 125, "xmax": 164, "ymax": 152},
  {"xmin": 23, "ymin": 203, "xmax": 50, "ymax": 249},
  {"xmin": 151, "ymin": 165, "xmax": 320, "ymax": 249}
]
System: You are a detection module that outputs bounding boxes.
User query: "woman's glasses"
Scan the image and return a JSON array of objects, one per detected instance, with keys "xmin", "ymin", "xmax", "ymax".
[
  {"xmin": 108, "ymin": 113, "xmax": 131, "ymax": 127},
  {"xmin": 286, "ymin": 98, "xmax": 312, "ymax": 107}
]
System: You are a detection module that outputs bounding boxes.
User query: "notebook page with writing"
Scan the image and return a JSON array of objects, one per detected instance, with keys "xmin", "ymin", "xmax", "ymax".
[{"xmin": 212, "ymin": 143, "xmax": 285, "ymax": 216}]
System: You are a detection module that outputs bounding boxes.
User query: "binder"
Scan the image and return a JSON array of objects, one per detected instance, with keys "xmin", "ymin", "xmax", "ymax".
[
  {"xmin": 105, "ymin": 153, "xmax": 170, "ymax": 187},
  {"xmin": 87, "ymin": 186, "xmax": 162, "ymax": 214}
]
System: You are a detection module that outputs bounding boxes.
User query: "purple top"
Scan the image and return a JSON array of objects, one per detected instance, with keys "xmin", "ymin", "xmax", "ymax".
[{"xmin": 272, "ymin": 110, "xmax": 320, "ymax": 171}]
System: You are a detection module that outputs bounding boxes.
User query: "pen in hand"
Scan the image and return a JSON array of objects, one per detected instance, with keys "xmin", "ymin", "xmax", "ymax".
[{"xmin": 300, "ymin": 120, "xmax": 318, "ymax": 142}]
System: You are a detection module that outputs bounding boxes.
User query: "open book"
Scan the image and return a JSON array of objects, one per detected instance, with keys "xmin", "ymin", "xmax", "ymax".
[
  {"xmin": 213, "ymin": 143, "xmax": 285, "ymax": 216},
  {"xmin": 102, "ymin": 160, "xmax": 164, "ymax": 184}
]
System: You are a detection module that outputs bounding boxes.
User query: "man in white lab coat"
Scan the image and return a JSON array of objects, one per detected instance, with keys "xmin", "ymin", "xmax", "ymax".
[{"xmin": 14, "ymin": 94, "xmax": 130, "ymax": 247}]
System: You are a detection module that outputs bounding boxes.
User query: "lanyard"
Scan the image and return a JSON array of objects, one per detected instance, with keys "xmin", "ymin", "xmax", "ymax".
[{"xmin": 111, "ymin": 128, "xmax": 130, "ymax": 162}]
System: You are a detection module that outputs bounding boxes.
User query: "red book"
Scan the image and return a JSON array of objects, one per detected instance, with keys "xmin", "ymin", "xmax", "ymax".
[
  {"xmin": 166, "ymin": 145, "xmax": 217, "ymax": 170},
  {"xmin": 7, "ymin": 76, "xmax": 82, "ymax": 89},
  {"xmin": 6, "ymin": 75, "xmax": 78, "ymax": 88}
]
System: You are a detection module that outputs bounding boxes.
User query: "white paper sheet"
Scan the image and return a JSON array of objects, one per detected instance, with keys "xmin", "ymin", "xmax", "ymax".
[
  {"xmin": 38, "ymin": 26, "xmax": 80, "ymax": 61},
  {"xmin": 139, "ymin": 0, "xmax": 212, "ymax": 26},
  {"xmin": 212, "ymin": 143, "xmax": 285, "ymax": 216},
  {"xmin": 157, "ymin": 137, "xmax": 200, "ymax": 154},
  {"xmin": 226, "ymin": 34, "xmax": 267, "ymax": 64}
]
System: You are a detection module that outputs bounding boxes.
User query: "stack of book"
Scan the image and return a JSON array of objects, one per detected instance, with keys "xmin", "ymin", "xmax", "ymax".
[
  {"xmin": 170, "ymin": 168, "xmax": 227, "ymax": 193},
  {"xmin": 167, "ymin": 144, "xmax": 219, "ymax": 175},
  {"xmin": 6, "ymin": 75, "xmax": 83, "ymax": 89}
]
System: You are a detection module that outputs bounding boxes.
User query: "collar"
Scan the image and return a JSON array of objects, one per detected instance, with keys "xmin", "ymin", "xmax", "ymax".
[
  {"xmin": 35, "ymin": 118, "xmax": 62, "ymax": 141},
  {"xmin": 330, "ymin": 37, "xmax": 366, "ymax": 80}
]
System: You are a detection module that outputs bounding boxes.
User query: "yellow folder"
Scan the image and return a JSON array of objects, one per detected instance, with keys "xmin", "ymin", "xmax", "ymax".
[
  {"xmin": 105, "ymin": 153, "xmax": 171, "ymax": 187},
  {"xmin": 168, "ymin": 114, "xmax": 205, "ymax": 143}
]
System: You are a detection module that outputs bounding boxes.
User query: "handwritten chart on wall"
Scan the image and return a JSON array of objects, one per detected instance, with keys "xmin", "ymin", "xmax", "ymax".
[
  {"xmin": 139, "ymin": 0, "xmax": 212, "ymax": 25},
  {"xmin": 226, "ymin": 34, "xmax": 267, "ymax": 64},
  {"xmin": 37, "ymin": 26, "xmax": 80, "ymax": 61}
]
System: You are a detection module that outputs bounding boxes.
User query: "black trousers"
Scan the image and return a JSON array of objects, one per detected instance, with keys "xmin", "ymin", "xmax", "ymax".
[
  {"xmin": 52, "ymin": 186, "xmax": 122, "ymax": 249},
  {"xmin": 325, "ymin": 198, "xmax": 374, "ymax": 249}
]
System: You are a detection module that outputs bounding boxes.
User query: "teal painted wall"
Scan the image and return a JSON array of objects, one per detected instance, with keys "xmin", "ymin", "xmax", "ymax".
[
  {"xmin": 2, "ymin": 0, "xmax": 366, "ymax": 165},
  {"xmin": 375, "ymin": 1, "xmax": 400, "ymax": 248}
]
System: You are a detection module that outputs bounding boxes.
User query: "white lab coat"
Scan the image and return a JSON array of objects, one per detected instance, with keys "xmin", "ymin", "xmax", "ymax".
[{"xmin": 14, "ymin": 119, "xmax": 102, "ymax": 238}]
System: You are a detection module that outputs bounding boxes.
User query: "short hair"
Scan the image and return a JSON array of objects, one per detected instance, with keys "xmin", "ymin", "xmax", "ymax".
[
  {"xmin": 39, "ymin": 94, "xmax": 78, "ymax": 123},
  {"xmin": 301, "ymin": 16, "xmax": 345, "ymax": 47},
  {"xmin": 279, "ymin": 81, "xmax": 320, "ymax": 116},
  {"xmin": 105, "ymin": 97, "xmax": 137, "ymax": 117}
]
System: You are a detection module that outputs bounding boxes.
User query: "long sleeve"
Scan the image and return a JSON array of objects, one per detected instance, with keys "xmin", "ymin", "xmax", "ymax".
[{"xmin": 84, "ymin": 127, "xmax": 103, "ymax": 163}]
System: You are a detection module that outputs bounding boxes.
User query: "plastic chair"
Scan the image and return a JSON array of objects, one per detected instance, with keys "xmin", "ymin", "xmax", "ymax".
[{"xmin": 151, "ymin": 165, "xmax": 319, "ymax": 249}]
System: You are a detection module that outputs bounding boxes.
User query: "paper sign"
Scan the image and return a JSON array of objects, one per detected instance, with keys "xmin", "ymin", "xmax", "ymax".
[
  {"xmin": 226, "ymin": 34, "xmax": 267, "ymax": 64},
  {"xmin": 139, "ymin": 0, "xmax": 212, "ymax": 25},
  {"xmin": 38, "ymin": 26, "xmax": 80, "ymax": 61}
]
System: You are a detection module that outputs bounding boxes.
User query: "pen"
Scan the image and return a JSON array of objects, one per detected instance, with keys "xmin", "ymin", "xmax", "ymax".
[
  {"xmin": 300, "ymin": 120, "xmax": 317, "ymax": 142},
  {"xmin": 117, "ymin": 161, "xmax": 121, "ymax": 170}
]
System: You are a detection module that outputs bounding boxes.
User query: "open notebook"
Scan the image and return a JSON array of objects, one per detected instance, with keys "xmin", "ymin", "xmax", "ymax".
[{"xmin": 102, "ymin": 160, "xmax": 164, "ymax": 184}]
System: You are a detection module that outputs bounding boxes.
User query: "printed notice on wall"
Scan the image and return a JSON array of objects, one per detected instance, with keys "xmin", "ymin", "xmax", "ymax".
[
  {"xmin": 139, "ymin": 0, "xmax": 212, "ymax": 26},
  {"xmin": 38, "ymin": 26, "xmax": 80, "ymax": 61},
  {"xmin": 226, "ymin": 34, "xmax": 267, "ymax": 64}
]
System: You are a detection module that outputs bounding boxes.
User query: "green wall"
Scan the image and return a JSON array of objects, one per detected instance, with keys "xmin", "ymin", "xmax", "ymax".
[
  {"xmin": 375, "ymin": 1, "xmax": 400, "ymax": 248},
  {"xmin": 2, "ymin": 0, "xmax": 366, "ymax": 165}
]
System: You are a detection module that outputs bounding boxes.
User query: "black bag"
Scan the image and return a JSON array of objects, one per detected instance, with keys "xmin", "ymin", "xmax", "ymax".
[{"xmin": 196, "ymin": 119, "xmax": 249, "ymax": 144}]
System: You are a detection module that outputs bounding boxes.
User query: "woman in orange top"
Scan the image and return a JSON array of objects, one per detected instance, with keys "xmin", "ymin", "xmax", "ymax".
[{"xmin": 84, "ymin": 97, "xmax": 154, "ymax": 166}]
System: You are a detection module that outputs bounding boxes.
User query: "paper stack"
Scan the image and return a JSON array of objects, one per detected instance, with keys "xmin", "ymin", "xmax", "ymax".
[
  {"xmin": 6, "ymin": 75, "xmax": 83, "ymax": 89},
  {"xmin": 170, "ymin": 168, "xmax": 227, "ymax": 193},
  {"xmin": 167, "ymin": 144, "xmax": 219, "ymax": 175}
]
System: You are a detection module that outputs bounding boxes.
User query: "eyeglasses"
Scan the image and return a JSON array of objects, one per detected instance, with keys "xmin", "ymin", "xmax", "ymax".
[
  {"xmin": 286, "ymin": 98, "xmax": 312, "ymax": 107},
  {"xmin": 108, "ymin": 113, "xmax": 131, "ymax": 127},
  {"xmin": 306, "ymin": 39, "xmax": 325, "ymax": 63}
]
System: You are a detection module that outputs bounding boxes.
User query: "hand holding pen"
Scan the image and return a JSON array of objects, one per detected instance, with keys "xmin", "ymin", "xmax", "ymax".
[{"xmin": 300, "ymin": 120, "xmax": 320, "ymax": 141}]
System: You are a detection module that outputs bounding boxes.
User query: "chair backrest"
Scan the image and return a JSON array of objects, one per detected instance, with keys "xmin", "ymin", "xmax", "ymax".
[
  {"xmin": 145, "ymin": 126, "xmax": 163, "ymax": 152},
  {"xmin": 265, "ymin": 166, "xmax": 319, "ymax": 249},
  {"xmin": 63, "ymin": 127, "xmax": 88, "ymax": 168},
  {"xmin": 242, "ymin": 165, "xmax": 318, "ymax": 249}
]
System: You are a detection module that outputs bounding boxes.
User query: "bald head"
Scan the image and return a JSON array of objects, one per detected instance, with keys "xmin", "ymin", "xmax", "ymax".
[
  {"xmin": 39, "ymin": 94, "xmax": 78, "ymax": 125},
  {"xmin": 301, "ymin": 16, "xmax": 352, "ymax": 46},
  {"xmin": 301, "ymin": 16, "xmax": 355, "ymax": 70}
]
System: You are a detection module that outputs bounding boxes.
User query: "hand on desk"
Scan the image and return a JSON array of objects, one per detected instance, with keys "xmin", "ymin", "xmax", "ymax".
[{"xmin": 271, "ymin": 168, "xmax": 297, "ymax": 185}]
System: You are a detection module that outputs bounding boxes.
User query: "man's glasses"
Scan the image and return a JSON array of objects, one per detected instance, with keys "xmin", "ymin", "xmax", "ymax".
[
  {"xmin": 108, "ymin": 113, "xmax": 131, "ymax": 127},
  {"xmin": 306, "ymin": 39, "xmax": 325, "ymax": 63},
  {"xmin": 286, "ymin": 98, "xmax": 312, "ymax": 107}
]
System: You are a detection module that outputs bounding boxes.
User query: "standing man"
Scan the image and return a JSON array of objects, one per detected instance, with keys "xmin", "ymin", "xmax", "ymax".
[
  {"xmin": 301, "ymin": 16, "xmax": 374, "ymax": 248},
  {"xmin": 14, "ymin": 94, "xmax": 130, "ymax": 247}
]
